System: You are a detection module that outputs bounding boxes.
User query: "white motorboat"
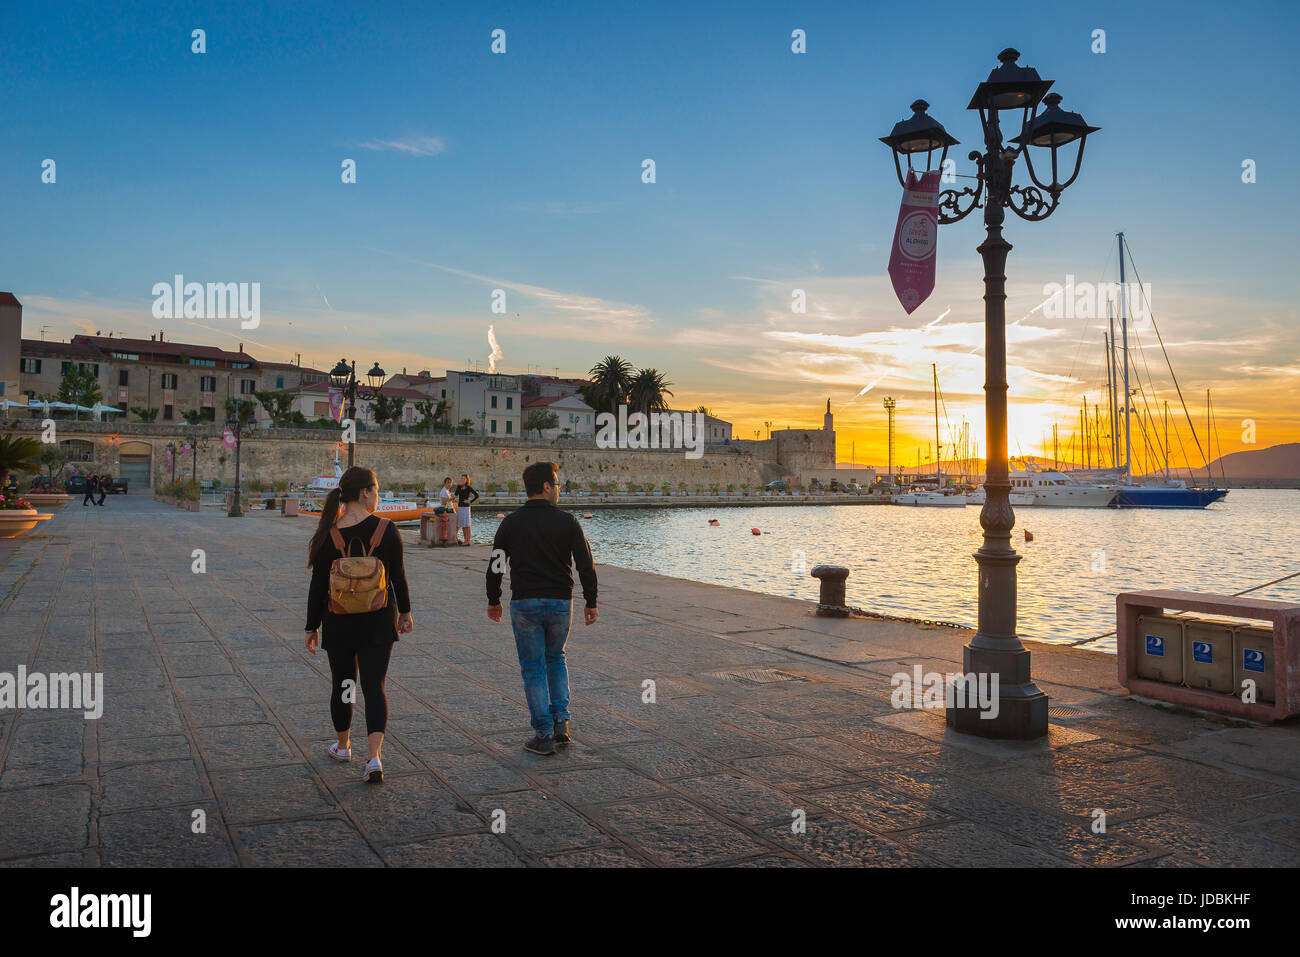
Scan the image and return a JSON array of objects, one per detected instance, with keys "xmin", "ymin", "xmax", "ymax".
[
  {"xmin": 1008, "ymin": 460, "xmax": 1117, "ymax": 507},
  {"xmin": 892, "ymin": 489, "xmax": 967, "ymax": 507}
]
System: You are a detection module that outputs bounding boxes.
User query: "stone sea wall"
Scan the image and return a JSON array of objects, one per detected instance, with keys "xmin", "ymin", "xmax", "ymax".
[{"xmin": 3, "ymin": 421, "xmax": 794, "ymax": 491}]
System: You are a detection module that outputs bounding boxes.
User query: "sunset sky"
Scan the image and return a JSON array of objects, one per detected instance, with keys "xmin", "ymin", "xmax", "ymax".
[{"xmin": 4, "ymin": 0, "xmax": 1297, "ymax": 468}]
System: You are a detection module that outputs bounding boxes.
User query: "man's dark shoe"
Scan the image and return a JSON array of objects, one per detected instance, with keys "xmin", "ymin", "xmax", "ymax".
[
  {"xmin": 524, "ymin": 734, "xmax": 556, "ymax": 756},
  {"xmin": 553, "ymin": 719, "xmax": 571, "ymax": 745}
]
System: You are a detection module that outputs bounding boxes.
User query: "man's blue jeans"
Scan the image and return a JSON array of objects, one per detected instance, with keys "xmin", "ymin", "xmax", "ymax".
[{"xmin": 509, "ymin": 598, "xmax": 572, "ymax": 736}]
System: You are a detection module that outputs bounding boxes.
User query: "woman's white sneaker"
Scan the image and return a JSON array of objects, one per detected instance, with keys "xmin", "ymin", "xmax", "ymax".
[
  {"xmin": 363, "ymin": 757, "xmax": 383, "ymax": 783},
  {"xmin": 329, "ymin": 742, "xmax": 351, "ymax": 762}
]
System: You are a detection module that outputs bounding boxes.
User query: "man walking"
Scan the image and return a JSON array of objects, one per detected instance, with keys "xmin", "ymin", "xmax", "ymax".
[
  {"xmin": 486, "ymin": 461, "xmax": 597, "ymax": 755},
  {"xmin": 82, "ymin": 474, "xmax": 98, "ymax": 506}
]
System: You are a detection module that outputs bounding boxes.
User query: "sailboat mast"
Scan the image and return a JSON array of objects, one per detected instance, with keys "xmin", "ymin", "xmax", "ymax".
[
  {"xmin": 932, "ymin": 363, "xmax": 941, "ymax": 486},
  {"xmin": 1164, "ymin": 400, "xmax": 1170, "ymax": 481},
  {"xmin": 1118, "ymin": 232, "xmax": 1131, "ymax": 485}
]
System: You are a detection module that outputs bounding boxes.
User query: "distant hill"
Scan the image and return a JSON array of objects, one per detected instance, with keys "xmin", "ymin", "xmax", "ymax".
[{"xmin": 1135, "ymin": 442, "xmax": 1300, "ymax": 487}]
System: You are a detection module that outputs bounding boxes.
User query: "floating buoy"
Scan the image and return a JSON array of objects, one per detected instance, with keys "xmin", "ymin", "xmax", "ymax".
[
  {"xmin": 496, "ymin": 513, "xmax": 505, "ymax": 519},
  {"xmin": 1024, "ymin": 530, "xmax": 1034, "ymax": 542},
  {"xmin": 751, "ymin": 528, "xmax": 761, "ymax": 535},
  {"xmin": 708, "ymin": 519, "xmax": 720, "ymax": 526},
  {"xmin": 583, "ymin": 513, "xmax": 593, "ymax": 519}
]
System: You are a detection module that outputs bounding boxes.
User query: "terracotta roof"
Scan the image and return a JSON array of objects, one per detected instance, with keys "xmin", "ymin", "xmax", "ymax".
[
  {"xmin": 278, "ymin": 382, "xmax": 429, "ymax": 400},
  {"xmin": 524, "ymin": 394, "xmax": 593, "ymax": 409},
  {"xmin": 260, "ymin": 361, "xmax": 328, "ymax": 374},
  {"xmin": 20, "ymin": 337, "xmax": 108, "ymax": 359},
  {"xmin": 72, "ymin": 335, "xmax": 259, "ymax": 365}
]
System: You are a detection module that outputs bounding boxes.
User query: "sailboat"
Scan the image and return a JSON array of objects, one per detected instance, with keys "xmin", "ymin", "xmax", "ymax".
[
  {"xmin": 892, "ymin": 364, "xmax": 966, "ymax": 506},
  {"xmin": 300, "ymin": 450, "xmax": 438, "ymax": 523},
  {"xmin": 1104, "ymin": 233, "xmax": 1228, "ymax": 509}
]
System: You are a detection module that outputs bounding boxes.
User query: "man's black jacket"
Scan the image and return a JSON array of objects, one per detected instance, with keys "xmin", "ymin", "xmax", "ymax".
[{"xmin": 486, "ymin": 499, "xmax": 598, "ymax": 608}]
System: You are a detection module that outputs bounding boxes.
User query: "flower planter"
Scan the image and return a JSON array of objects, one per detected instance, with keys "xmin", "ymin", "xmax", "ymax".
[
  {"xmin": 0, "ymin": 510, "xmax": 53, "ymax": 538},
  {"xmin": 23, "ymin": 493, "xmax": 71, "ymax": 509},
  {"xmin": 182, "ymin": 500, "xmax": 200, "ymax": 512}
]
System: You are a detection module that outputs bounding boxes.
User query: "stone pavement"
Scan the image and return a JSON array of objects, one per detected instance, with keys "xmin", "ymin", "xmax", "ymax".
[{"xmin": 0, "ymin": 495, "xmax": 1296, "ymax": 867}]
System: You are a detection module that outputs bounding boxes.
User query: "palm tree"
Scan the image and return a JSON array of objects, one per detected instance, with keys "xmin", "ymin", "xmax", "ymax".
[
  {"xmin": 587, "ymin": 356, "xmax": 633, "ymax": 414},
  {"xmin": 628, "ymin": 368, "xmax": 674, "ymax": 415},
  {"xmin": 0, "ymin": 434, "xmax": 43, "ymax": 487}
]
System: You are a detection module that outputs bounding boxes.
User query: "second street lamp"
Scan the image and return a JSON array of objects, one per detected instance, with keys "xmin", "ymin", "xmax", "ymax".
[
  {"xmin": 329, "ymin": 359, "xmax": 386, "ymax": 468},
  {"xmin": 881, "ymin": 48, "xmax": 1099, "ymax": 740}
]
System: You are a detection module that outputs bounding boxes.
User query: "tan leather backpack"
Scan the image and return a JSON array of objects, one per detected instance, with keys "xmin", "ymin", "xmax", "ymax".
[{"xmin": 327, "ymin": 518, "xmax": 391, "ymax": 614}]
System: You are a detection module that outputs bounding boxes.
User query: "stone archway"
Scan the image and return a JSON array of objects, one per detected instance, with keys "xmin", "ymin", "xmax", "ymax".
[{"xmin": 117, "ymin": 440, "xmax": 153, "ymax": 490}]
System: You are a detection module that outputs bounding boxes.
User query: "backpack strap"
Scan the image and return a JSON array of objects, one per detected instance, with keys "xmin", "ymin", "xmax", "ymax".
[
  {"xmin": 329, "ymin": 525, "xmax": 346, "ymax": 553},
  {"xmin": 365, "ymin": 517, "xmax": 390, "ymax": 556}
]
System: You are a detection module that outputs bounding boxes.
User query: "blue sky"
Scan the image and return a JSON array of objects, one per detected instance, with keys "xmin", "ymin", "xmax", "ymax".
[{"xmin": 3, "ymin": 0, "xmax": 1297, "ymax": 461}]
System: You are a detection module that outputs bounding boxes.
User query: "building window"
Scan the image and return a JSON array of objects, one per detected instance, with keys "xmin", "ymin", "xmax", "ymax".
[
  {"xmin": 490, "ymin": 420, "xmax": 498, "ymax": 434},
  {"xmin": 118, "ymin": 370, "xmax": 129, "ymax": 386},
  {"xmin": 21, "ymin": 358, "xmax": 41, "ymax": 374},
  {"xmin": 200, "ymin": 376, "xmax": 216, "ymax": 392},
  {"xmin": 60, "ymin": 439, "xmax": 94, "ymax": 462},
  {"xmin": 61, "ymin": 361, "xmax": 71, "ymax": 374},
  {"xmin": 189, "ymin": 358, "xmax": 216, "ymax": 367},
  {"xmin": 240, "ymin": 379, "xmax": 256, "ymax": 395},
  {"xmin": 506, "ymin": 396, "xmax": 513, "ymax": 410},
  {"xmin": 111, "ymin": 352, "xmax": 139, "ymax": 361},
  {"xmin": 490, "ymin": 395, "xmax": 498, "ymax": 409},
  {"xmin": 506, "ymin": 420, "xmax": 513, "ymax": 434},
  {"xmin": 440, "ymin": 389, "xmax": 446, "ymax": 399},
  {"xmin": 275, "ymin": 376, "xmax": 284, "ymax": 389},
  {"xmin": 161, "ymin": 373, "xmax": 178, "ymax": 390},
  {"xmin": 163, "ymin": 405, "xmax": 173, "ymax": 421},
  {"xmin": 231, "ymin": 362, "xmax": 250, "ymax": 369}
]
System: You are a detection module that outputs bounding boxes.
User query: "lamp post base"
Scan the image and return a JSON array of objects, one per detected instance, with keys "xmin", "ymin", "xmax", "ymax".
[{"xmin": 946, "ymin": 643, "xmax": 1049, "ymax": 739}]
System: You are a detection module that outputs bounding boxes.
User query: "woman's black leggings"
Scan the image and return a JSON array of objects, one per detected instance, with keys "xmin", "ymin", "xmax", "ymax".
[{"xmin": 326, "ymin": 642, "xmax": 394, "ymax": 734}]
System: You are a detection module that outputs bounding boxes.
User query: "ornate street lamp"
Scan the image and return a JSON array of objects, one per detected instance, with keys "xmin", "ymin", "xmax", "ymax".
[
  {"xmin": 329, "ymin": 359, "xmax": 386, "ymax": 468},
  {"xmin": 185, "ymin": 432, "xmax": 210, "ymax": 484},
  {"xmin": 225, "ymin": 399, "xmax": 255, "ymax": 517},
  {"xmin": 881, "ymin": 48, "xmax": 1099, "ymax": 739}
]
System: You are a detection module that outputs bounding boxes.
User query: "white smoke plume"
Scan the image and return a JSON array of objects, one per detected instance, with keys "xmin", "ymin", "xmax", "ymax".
[{"xmin": 487, "ymin": 324, "xmax": 503, "ymax": 373}]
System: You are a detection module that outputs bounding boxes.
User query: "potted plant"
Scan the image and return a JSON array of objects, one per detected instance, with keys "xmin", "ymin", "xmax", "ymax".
[
  {"xmin": 507, "ymin": 480, "xmax": 520, "ymax": 496},
  {"xmin": 0, "ymin": 489, "xmax": 53, "ymax": 538}
]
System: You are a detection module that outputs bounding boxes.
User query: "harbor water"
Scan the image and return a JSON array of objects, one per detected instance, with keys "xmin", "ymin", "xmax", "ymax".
[{"xmin": 470, "ymin": 488, "xmax": 1300, "ymax": 653}]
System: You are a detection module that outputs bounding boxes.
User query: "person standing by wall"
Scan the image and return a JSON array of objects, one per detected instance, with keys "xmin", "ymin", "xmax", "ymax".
[
  {"xmin": 454, "ymin": 473, "xmax": 479, "ymax": 545},
  {"xmin": 305, "ymin": 466, "xmax": 414, "ymax": 783},
  {"xmin": 486, "ymin": 461, "xmax": 598, "ymax": 755}
]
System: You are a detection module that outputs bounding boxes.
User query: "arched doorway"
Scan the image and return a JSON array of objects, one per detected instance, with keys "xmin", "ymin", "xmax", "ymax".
[{"xmin": 118, "ymin": 441, "xmax": 153, "ymax": 490}]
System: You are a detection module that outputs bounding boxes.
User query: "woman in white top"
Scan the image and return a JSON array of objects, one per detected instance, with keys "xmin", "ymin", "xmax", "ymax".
[{"xmin": 437, "ymin": 476, "xmax": 455, "ymax": 511}]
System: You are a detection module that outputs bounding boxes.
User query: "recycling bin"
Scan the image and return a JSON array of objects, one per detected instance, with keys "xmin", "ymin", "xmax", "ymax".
[
  {"xmin": 1233, "ymin": 624, "xmax": 1275, "ymax": 704},
  {"xmin": 1184, "ymin": 620, "xmax": 1235, "ymax": 693},
  {"xmin": 1136, "ymin": 614, "xmax": 1183, "ymax": 684}
]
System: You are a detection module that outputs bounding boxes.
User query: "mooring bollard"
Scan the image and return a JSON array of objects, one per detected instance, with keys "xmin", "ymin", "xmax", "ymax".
[{"xmin": 810, "ymin": 565, "xmax": 850, "ymax": 617}]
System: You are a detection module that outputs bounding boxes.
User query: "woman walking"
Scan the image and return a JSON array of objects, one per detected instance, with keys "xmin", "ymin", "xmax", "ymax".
[
  {"xmin": 305, "ymin": 466, "xmax": 413, "ymax": 783},
  {"xmin": 454, "ymin": 473, "xmax": 479, "ymax": 545}
]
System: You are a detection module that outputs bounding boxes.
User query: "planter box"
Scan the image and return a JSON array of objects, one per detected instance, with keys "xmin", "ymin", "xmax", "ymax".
[
  {"xmin": 0, "ymin": 510, "xmax": 53, "ymax": 538},
  {"xmin": 23, "ymin": 493, "xmax": 71, "ymax": 509}
]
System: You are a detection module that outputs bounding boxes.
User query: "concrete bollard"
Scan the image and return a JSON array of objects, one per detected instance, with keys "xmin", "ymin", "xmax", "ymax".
[{"xmin": 810, "ymin": 565, "xmax": 850, "ymax": 617}]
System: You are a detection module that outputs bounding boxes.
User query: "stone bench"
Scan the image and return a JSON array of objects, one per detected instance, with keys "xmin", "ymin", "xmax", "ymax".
[{"xmin": 1116, "ymin": 589, "xmax": 1300, "ymax": 722}]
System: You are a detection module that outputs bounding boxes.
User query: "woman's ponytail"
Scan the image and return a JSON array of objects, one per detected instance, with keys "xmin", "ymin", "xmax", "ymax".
[{"xmin": 307, "ymin": 487, "xmax": 343, "ymax": 567}]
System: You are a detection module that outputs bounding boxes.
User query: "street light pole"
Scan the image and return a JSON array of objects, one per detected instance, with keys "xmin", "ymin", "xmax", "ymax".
[
  {"xmin": 329, "ymin": 359, "xmax": 386, "ymax": 470},
  {"xmin": 881, "ymin": 49, "xmax": 1098, "ymax": 739}
]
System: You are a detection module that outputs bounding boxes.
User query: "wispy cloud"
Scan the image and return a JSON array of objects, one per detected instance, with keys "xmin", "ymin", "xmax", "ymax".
[
  {"xmin": 355, "ymin": 136, "xmax": 447, "ymax": 156},
  {"xmin": 365, "ymin": 248, "xmax": 655, "ymax": 333}
]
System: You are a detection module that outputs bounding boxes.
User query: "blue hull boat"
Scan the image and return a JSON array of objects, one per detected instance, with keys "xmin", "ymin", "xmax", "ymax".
[{"xmin": 1112, "ymin": 487, "xmax": 1228, "ymax": 509}]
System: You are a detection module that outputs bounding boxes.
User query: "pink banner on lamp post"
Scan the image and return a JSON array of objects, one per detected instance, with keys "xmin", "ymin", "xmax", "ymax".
[
  {"xmin": 887, "ymin": 169, "xmax": 941, "ymax": 314},
  {"xmin": 222, "ymin": 428, "xmax": 235, "ymax": 452},
  {"xmin": 328, "ymin": 387, "xmax": 344, "ymax": 422}
]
